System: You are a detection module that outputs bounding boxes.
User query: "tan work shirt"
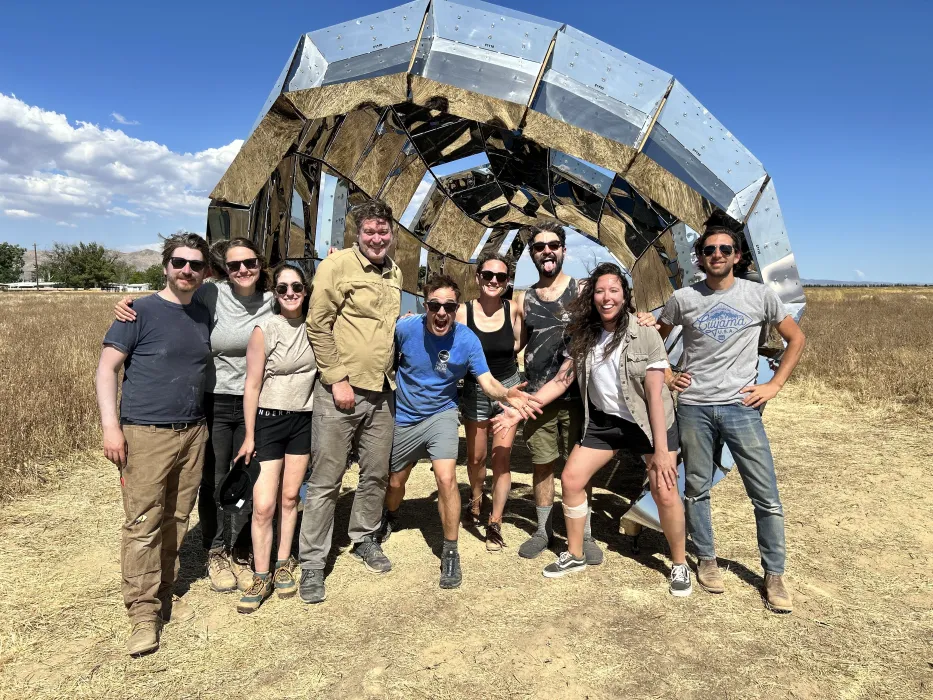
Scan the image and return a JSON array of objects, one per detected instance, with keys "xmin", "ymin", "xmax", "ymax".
[
  {"xmin": 306, "ymin": 246, "xmax": 403, "ymax": 391},
  {"xmin": 574, "ymin": 315, "xmax": 675, "ymax": 446}
]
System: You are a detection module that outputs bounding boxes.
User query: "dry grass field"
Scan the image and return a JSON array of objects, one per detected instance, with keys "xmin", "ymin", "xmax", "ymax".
[{"xmin": 0, "ymin": 287, "xmax": 931, "ymax": 699}]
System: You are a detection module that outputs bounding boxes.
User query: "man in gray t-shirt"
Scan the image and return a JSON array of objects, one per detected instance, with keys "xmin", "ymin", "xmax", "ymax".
[{"xmin": 646, "ymin": 224, "xmax": 806, "ymax": 614}]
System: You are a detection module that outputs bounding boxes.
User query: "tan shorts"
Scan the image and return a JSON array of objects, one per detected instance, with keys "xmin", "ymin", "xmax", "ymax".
[{"xmin": 522, "ymin": 401, "xmax": 583, "ymax": 466}]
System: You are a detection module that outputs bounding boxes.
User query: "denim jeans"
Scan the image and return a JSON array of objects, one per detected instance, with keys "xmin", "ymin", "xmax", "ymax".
[
  {"xmin": 677, "ymin": 402, "xmax": 786, "ymax": 575},
  {"xmin": 199, "ymin": 393, "xmax": 250, "ymax": 552}
]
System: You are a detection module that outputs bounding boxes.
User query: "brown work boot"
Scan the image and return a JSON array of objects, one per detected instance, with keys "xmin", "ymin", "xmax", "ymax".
[
  {"xmin": 229, "ymin": 550, "xmax": 254, "ymax": 592},
  {"xmin": 126, "ymin": 620, "xmax": 160, "ymax": 657},
  {"xmin": 206, "ymin": 549, "xmax": 237, "ymax": 592},
  {"xmin": 764, "ymin": 574, "xmax": 793, "ymax": 614},
  {"xmin": 159, "ymin": 594, "xmax": 195, "ymax": 624},
  {"xmin": 696, "ymin": 558, "xmax": 725, "ymax": 594},
  {"xmin": 237, "ymin": 573, "xmax": 273, "ymax": 614}
]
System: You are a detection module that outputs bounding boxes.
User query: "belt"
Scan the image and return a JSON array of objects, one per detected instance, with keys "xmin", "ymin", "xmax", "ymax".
[
  {"xmin": 121, "ymin": 418, "xmax": 206, "ymax": 431},
  {"xmin": 257, "ymin": 408, "xmax": 295, "ymax": 417}
]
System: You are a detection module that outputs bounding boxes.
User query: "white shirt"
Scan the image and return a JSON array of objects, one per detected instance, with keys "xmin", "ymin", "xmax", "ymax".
[{"xmin": 588, "ymin": 329, "xmax": 668, "ymax": 423}]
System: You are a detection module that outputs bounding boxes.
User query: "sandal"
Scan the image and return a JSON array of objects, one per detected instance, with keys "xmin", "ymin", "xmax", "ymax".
[{"xmin": 486, "ymin": 521, "xmax": 506, "ymax": 552}]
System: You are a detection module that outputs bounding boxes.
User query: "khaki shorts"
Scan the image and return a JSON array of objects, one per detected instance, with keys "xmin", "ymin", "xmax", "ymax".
[{"xmin": 522, "ymin": 400, "xmax": 583, "ymax": 466}]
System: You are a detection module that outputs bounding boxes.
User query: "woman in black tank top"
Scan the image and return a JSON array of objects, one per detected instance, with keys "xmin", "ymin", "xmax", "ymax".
[{"xmin": 456, "ymin": 252, "xmax": 523, "ymax": 552}]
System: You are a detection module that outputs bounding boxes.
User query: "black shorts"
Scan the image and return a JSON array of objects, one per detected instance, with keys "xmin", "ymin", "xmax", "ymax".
[
  {"xmin": 580, "ymin": 406, "xmax": 680, "ymax": 454},
  {"xmin": 254, "ymin": 409, "xmax": 312, "ymax": 462}
]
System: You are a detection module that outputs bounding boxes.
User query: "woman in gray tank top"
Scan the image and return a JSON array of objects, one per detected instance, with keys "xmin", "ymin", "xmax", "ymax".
[
  {"xmin": 234, "ymin": 263, "xmax": 317, "ymax": 613},
  {"xmin": 113, "ymin": 238, "xmax": 274, "ymax": 593}
]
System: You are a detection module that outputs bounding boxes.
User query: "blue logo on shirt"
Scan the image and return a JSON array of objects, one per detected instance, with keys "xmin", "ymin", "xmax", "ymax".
[{"xmin": 695, "ymin": 302, "xmax": 753, "ymax": 343}]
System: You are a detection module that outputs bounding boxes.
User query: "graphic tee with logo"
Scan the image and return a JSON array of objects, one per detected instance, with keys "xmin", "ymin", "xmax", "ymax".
[
  {"xmin": 659, "ymin": 278, "xmax": 787, "ymax": 405},
  {"xmin": 394, "ymin": 315, "xmax": 489, "ymax": 425}
]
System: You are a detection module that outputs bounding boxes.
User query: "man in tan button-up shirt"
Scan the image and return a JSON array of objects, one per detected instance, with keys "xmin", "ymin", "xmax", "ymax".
[{"xmin": 298, "ymin": 199, "xmax": 402, "ymax": 604}]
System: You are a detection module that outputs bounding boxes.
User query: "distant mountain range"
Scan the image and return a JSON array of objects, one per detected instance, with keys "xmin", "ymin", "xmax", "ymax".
[{"xmin": 19, "ymin": 247, "xmax": 162, "ymax": 281}]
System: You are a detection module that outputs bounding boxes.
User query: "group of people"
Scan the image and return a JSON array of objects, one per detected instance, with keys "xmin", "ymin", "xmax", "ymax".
[{"xmin": 96, "ymin": 198, "xmax": 805, "ymax": 657}]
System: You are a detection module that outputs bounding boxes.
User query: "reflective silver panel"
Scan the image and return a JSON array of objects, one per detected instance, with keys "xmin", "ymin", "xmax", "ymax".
[{"xmin": 744, "ymin": 179, "xmax": 803, "ymax": 303}]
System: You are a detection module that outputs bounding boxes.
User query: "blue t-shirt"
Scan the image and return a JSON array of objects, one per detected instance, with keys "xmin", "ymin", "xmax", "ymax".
[
  {"xmin": 394, "ymin": 315, "xmax": 489, "ymax": 425},
  {"xmin": 103, "ymin": 293, "xmax": 212, "ymax": 424}
]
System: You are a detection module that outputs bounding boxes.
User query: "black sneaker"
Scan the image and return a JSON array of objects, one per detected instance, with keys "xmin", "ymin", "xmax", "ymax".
[
  {"xmin": 376, "ymin": 509, "xmax": 398, "ymax": 544},
  {"xmin": 299, "ymin": 569, "xmax": 326, "ymax": 604},
  {"xmin": 518, "ymin": 532, "xmax": 553, "ymax": 559},
  {"xmin": 439, "ymin": 549, "xmax": 462, "ymax": 589},
  {"xmin": 582, "ymin": 536, "xmax": 604, "ymax": 565},
  {"xmin": 351, "ymin": 536, "xmax": 392, "ymax": 574},
  {"xmin": 542, "ymin": 551, "xmax": 587, "ymax": 578},
  {"xmin": 669, "ymin": 563, "xmax": 693, "ymax": 597}
]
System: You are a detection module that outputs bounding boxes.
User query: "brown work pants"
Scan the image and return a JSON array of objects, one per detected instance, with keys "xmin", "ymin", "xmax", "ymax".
[{"xmin": 120, "ymin": 422, "xmax": 207, "ymax": 623}]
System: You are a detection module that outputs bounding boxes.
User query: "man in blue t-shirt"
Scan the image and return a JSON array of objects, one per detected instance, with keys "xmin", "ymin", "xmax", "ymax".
[
  {"xmin": 95, "ymin": 233, "xmax": 212, "ymax": 657},
  {"xmin": 381, "ymin": 274, "xmax": 539, "ymax": 590}
]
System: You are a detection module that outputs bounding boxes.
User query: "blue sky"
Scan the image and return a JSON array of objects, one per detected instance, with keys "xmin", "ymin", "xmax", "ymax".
[{"xmin": 0, "ymin": 0, "xmax": 930, "ymax": 283}]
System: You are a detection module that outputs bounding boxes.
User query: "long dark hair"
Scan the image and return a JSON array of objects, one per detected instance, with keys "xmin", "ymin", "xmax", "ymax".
[
  {"xmin": 567, "ymin": 263, "xmax": 635, "ymax": 362},
  {"xmin": 215, "ymin": 237, "xmax": 271, "ymax": 293},
  {"xmin": 271, "ymin": 262, "xmax": 311, "ymax": 317}
]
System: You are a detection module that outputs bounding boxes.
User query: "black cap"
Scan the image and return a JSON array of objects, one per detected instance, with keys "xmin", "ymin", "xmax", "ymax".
[{"xmin": 216, "ymin": 456, "xmax": 261, "ymax": 512}]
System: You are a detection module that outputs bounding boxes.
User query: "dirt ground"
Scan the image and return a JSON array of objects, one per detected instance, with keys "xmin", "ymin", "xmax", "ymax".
[{"xmin": 0, "ymin": 384, "xmax": 930, "ymax": 699}]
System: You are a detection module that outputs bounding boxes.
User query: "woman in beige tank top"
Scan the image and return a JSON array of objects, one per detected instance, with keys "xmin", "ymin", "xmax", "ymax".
[{"xmin": 235, "ymin": 263, "xmax": 317, "ymax": 613}]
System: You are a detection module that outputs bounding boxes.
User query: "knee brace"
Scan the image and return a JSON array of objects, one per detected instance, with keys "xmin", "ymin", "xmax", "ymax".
[{"xmin": 562, "ymin": 499, "xmax": 589, "ymax": 518}]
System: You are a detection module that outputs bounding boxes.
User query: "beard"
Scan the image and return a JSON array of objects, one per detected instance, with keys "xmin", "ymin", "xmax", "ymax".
[{"xmin": 533, "ymin": 253, "xmax": 563, "ymax": 279}]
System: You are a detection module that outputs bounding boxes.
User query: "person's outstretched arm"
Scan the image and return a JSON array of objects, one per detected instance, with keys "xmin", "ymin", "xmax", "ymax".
[
  {"xmin": 490, "ymin": 357, "xmax": 575, "ymax": 434},
  {"xmin": 236, "ymin": 326, "xmax": 267, "ymax": 463}
]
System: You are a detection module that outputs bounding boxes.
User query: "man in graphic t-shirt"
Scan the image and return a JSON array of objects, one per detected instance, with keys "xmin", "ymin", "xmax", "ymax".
[
  {"xmin": 96, "ymin": 233, "xmax": 212, "ymax": 656},
  {"xmin": 380, "ymin": 274, "xmax": 539, "ymax": 589},
  {"xmin": 643, "ymin": 223, "xmax": 805, "ymax": 613}
]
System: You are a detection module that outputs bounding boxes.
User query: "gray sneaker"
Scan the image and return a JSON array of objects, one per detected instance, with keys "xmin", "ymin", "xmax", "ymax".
[
  {"xmin": 582, "ymin": 536, "xmax": 604, "ymax": 565},
  {"xmin": 299, "ymin": 569, "xmax": 326, "ymax": 604},
  {"xmin": 669, "ymin": 563, "xmax": 693, "ymax": 597},
  {"xmin": 542, "ymin": 551, "xmax": 587, "ymax": 578},
  {"xmin": 351, "ymin": 536, "xmax": 392, "ymax": 574},
  {"xmin": 518, "ymin": 532, "xmax": 553, "ymax": 559},
  {"xmin": 439, "ymin": 550, "xmax": 462, "ymax": 589}
]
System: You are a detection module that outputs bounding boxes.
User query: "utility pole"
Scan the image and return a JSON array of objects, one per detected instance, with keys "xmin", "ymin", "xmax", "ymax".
[{"xmin": 34, "ymin": 243, "xmax": 39, "ymax": 289}]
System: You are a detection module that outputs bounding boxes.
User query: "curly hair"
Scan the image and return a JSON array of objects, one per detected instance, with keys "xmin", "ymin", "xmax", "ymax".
[
  {"xmin": 351, "ymin": 199, "xmax": 394, "ymax": 233},
  {"xmin": 567, "ymin": 262, "xmax": 635, "ymax": 362}
]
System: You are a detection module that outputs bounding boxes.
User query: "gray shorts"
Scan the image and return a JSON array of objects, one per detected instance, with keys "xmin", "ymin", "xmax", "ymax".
[
  {"xmin": 389, "ymin": 408, "xmax": 460, "ymax": 473},
  {"xmin": 459, "ymin": 371, "xmax": 522, "ymax": 423}
]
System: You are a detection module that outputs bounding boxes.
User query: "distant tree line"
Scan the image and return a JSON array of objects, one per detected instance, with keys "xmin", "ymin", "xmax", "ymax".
[{"xmin": 0, "ymin": 240, "xmax": 164, "ymax": 288}]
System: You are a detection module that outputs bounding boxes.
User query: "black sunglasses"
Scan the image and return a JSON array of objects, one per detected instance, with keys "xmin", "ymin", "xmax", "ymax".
[
  {"xmin": 275, "ymin": 282, "xmax": 305, "ymax": 295},
  {"xmin": 701, "ymin": 244, "xmax": 735, "ymax": 257},
  {"xmin": 425, "ymin": 300, "xmax": 458, "ymax": 314},
  {"xmin": 479, "ymin": 270, "xmax": 509, "ymax": 284},
  {"xmin": 169, "ymin": 257, "xmax": 206, "ymax": 273},
  {"xmin": 225, "ymin": 257, "xmax": 259, "ymax": 273},
  {"xmin": 531, "ymin": 241, "xmax": 562, "ymax": 253}
]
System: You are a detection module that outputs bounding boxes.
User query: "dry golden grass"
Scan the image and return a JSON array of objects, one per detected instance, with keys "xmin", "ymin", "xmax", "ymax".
[{"xmin": 0, "ymin": 287, "xmax": 931, "ymax": 699}]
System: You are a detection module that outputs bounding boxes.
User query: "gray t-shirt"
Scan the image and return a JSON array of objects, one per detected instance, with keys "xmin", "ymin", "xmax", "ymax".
[
  {"xmin": 659, "ymin": 278, "xmax": 787, "ymax": 405},
  {"xmin": 198, "ymin": 281, "xmax": 274, "ymax": 395},
  {"xmin": 258, "ymin": 314, "xmax": 318, "ymax": 412}
]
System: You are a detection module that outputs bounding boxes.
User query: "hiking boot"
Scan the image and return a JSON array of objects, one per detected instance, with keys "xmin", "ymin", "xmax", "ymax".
[
  {"xmin": 127, "ymin": 620, "xmax": 160, "ymax": 657},
  {"xmin": 764, "ymin": 574, "xmax": 793, "ymax": 614},
  {"xmin": 236, "ymin": 573, "xmax": 273, "ymax": 614},
  {"xmin": 273, "ymin": 559, "xmax": 297, "ymax": 598},
  {"xmin": 377, "ymin": 508, "xmax": 398, "ymax": 544},
  {"xmin": 542, "ymin": 551, "xmax": 587, "ymax": 578},
  {"xmin": 582, "ymin": 536, "xmax": 604, "ymax": 565},
  {"xmin": 439, "ymin": 549, "xmax": 462, "ymax": 589},
  {"xmin": 299, "ymin": 569, "xmax": 326, "ymax": 604},
  {"xmin": 485, "ymin": 521, "xmax": 505, "ymax": 552},
  {"xmin": 697, "ymin": 558, "xmax": 725, "ymax": 594},
  {"xmin": 351, "ymin": 536, "xmax": 392, "ymax": 574},
  {"xmin": 669, "ymin": 563, "xmax": 693, "ymax": 597},
  {"xmin": 159, "ymin": 594, "xmax": 195, "ymax": 623},
  {"xmin": 229, "ymin": 550, "xmax": 254, "ymax": 592},
  {"xmin": 206, "ymin": 549, "xmax": 237, "ymax": 593},
  {"xmin": 518, "ymin": 532, "xmax": 553, "ymax": 559}
]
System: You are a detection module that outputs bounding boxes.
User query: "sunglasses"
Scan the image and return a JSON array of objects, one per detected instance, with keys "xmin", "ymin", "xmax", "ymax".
[
  {"xmin": 275, "ymin": 282, "xmax": 305, "ymax": 295},
  {"xmin": 701, "ymin": 244, "xmax": 735, "ymax": 257},
  {"xmin": 479, "ymin": 270, "xmax": 509, "ymax": 284},
  {"xmin": 225, "ymin": 257, "xmax": 259, "ymax": 273},
  {"xmin": 169, "ymin": 257, "xmax": 206, "ymax": 273},
  {"xmin": 425, "ymin": 300, "xmax": 458, "ymax": 314},
  {"xmin": 531, "ymin": 241, "xmax": 562, "ymax": 253}
]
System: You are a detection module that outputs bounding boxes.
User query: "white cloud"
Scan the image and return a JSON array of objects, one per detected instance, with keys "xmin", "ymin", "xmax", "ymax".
[
  {"xmin": 111, "ymin": 112, "xmax": 140, "ymax": 126},
  {"xmin": 56, "ymin": 221, "xmax": 77, "ymax": 227},
  {"xmin": 4, "ymin": 208, "xmax": 37, "ymax": 217},
  {"xmin": 0, "ymin": 93, "xmax": 242, "ymax": 223},
  {"xmin": 108, "ymin": 206, "xmax": 140, "ymax": 218},
  {"xmin": 854, "ymin": 269, "xmax": 866, "ymax": 279}
]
